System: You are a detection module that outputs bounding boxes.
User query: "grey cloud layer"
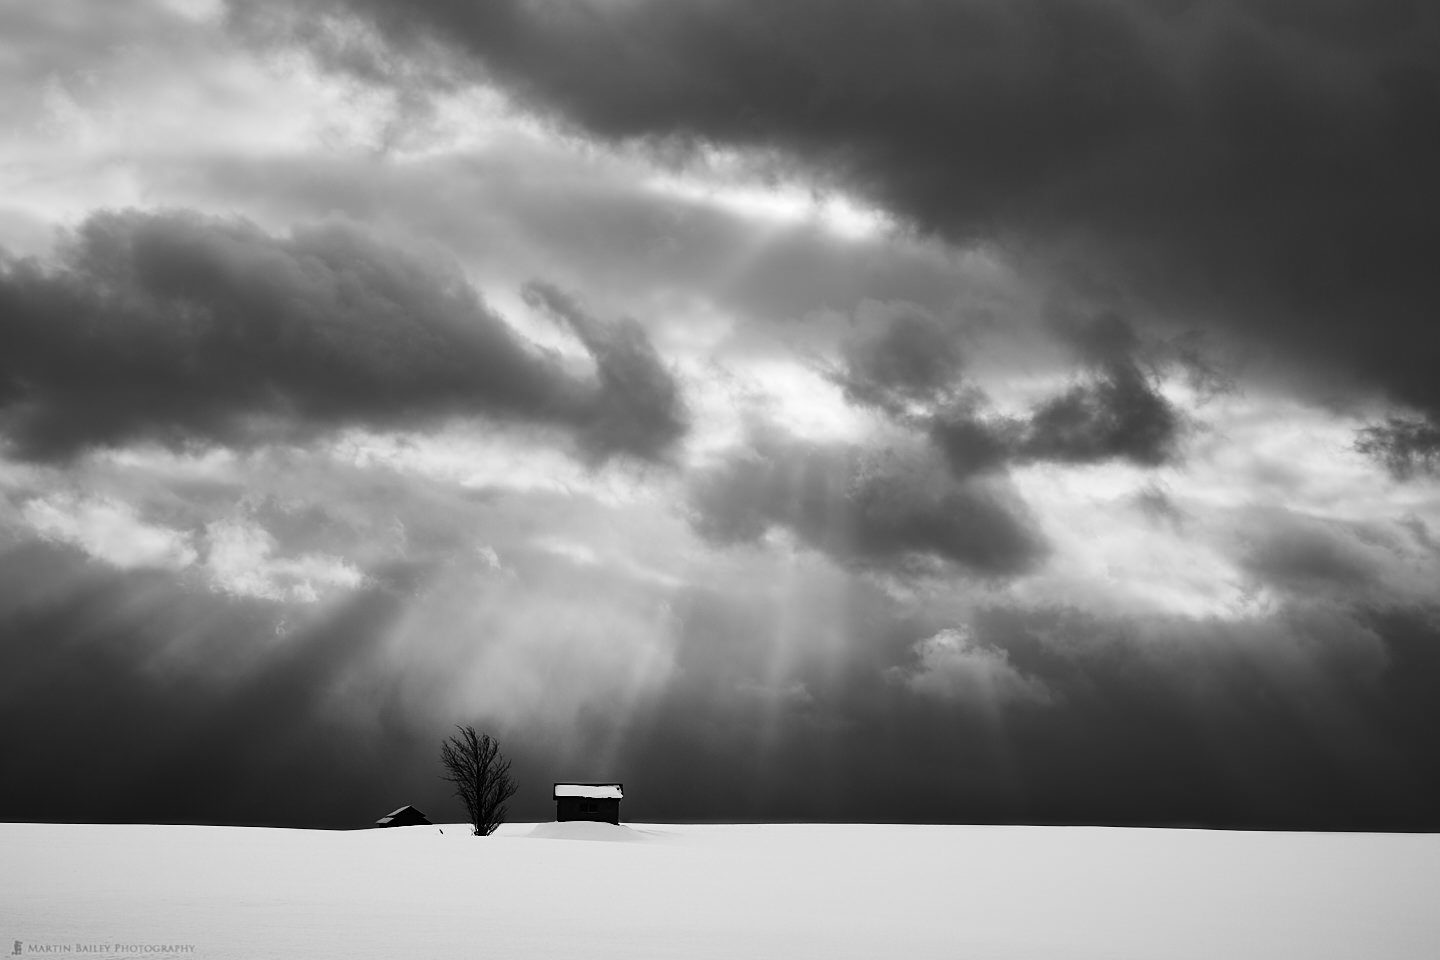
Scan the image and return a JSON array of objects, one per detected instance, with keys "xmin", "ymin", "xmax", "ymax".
[
  {"xmin": 1013, "ymin": 312, "xmax": 1183, "ymax": 467},
  {"xmin": 832, "ymin": 306, "xmax": 968, "ymax": 414},
  {"xmin": 0, "ymin": 210, "xmax": 685, "ymax": 461},
  {"xmin": 7, "ymin": 0, "xmax": 1440, "ymax": 834},
  {"xmin": 1355, "ymin": 416, "xmax": 1440, "ymax": 479},
  {"xmin": 835, "ymin": 308, "xmax": 1184, "ymax": 475},
  {"xmin": 237, "ymin": 0, "xmax": 1440, "ymax": 418},
  {"xmin": 3, "ymin": 426, "xmax": 1436, "ymax": 830},
  {"xmin": 8, "ymin": 533, "xmax": 1438, "ymax": 830},
  {"xmin": 522, "ymin": 281, "xmax": 688, "ymax": 463},
  {"xmin": 688, "ymin": 430, "xmax": 1045, "ymax": 577}
]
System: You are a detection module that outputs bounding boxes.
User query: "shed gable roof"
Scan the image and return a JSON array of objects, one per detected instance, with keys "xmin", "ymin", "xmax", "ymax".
[{"xmin": 375, "ymin": 805, "xmax": 431, "ymax": 826}]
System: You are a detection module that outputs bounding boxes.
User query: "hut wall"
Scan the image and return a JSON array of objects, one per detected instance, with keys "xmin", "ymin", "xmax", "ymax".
[{"xmin": 556, "ymin": 796, "xmax": 621, "ymax": 825}]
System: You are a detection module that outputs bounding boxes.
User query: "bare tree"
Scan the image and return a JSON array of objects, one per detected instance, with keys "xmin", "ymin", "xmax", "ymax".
[{"xmin": 440, "ymin": 725, "xmax": 519, "ymax": 836}]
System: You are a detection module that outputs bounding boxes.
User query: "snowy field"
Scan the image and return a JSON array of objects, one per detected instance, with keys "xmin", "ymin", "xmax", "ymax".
[{"xmin": 5, "ymin": 820, "xmax": 1438, "ymax": 960}]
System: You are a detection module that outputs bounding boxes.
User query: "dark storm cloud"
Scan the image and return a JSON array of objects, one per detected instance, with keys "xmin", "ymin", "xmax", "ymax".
[
  {"xmin": 836, "ymin": 308, "xmax": 1183, "ymax": 475},
  {"xmin": 688, "ymin": 430, "xmax": 1044, "ymax": 577},
  {"xmin": 521, "ymin": 281, "xmax": 688, "ymax": 463},
  {"xmin": 1019, "ymin": 311, "xmax": 1181, "ymax": 466},
  {"xmin": 1355, "ymin": 415, "xmax": 1440, "ymax": 480},
  {"xmin": 1240, "ymin": 514, "xmax": 1381, "ymax": 594},
  {"xmin": 927, "ymin": 411, "xmax": 1020, "ymax": 479},
  {"xmin": 831, "ymin": 306, "xmax": 966, "ymax": 414},
  {"xmin": 237, "ymin": 0, "xmax": 1440, "ymax": 417},
  {"xmin": 1020, "ymin": 360, "xmax": 1179, "ymax": 467},
  {"xmin": 0, "ymin": 209, "xmax": 685, "ymax": 461}
]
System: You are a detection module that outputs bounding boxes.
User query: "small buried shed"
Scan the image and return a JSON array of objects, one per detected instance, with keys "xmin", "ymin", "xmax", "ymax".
[
  {"xmin": 554, "ymin": 783, "xmax": 623, "ymax": 824},
  {"xmin": 374, "ymin": 805, "xmax": 432, "ymax": 828}
]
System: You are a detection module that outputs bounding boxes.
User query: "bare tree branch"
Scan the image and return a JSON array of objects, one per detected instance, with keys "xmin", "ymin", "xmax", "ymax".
[{"xmin": 439, "ymin": 725, "xmax": 519, "ymax": 836}]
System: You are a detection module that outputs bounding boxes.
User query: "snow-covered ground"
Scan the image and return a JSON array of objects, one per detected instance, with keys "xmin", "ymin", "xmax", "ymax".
[{"xmin": 5, "ymin": 820, "xmax": 1437, "ymax": 959}]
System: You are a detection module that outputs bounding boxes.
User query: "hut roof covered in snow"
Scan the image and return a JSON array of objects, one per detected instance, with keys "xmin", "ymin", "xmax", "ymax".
[{"xmin": 553, "ymin": 783, "xmax": 623, "ymax": 799}]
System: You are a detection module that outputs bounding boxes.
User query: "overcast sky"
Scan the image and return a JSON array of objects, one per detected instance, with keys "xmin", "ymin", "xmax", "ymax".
[{"xmin": 2, "ymin": 0, "xmax": 1439, "ymax": 829}]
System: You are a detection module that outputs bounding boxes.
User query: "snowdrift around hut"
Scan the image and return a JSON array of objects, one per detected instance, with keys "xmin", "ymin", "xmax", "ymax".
[{"xmin": 527, "ymin": 821, "xmax": 650, "ymax": 842}]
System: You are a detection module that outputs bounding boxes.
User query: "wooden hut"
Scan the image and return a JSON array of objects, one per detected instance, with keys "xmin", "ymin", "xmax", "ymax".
[
  {"xmin": 553, "ymin": 783, "xmax": 623, "ymax": 825},
  {"xmin": 374, "ymin": 805, "xmax": 432, "ymax": 828}
]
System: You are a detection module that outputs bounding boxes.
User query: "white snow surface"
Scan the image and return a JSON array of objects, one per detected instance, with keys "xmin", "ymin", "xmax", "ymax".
[
  {"xmin": 553, "ymin": 783, "xmax": 623, "ymax": 798},
  {"xmin": 5, "ymin": 821, "xmax": 1439, "ymax": 960}
]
